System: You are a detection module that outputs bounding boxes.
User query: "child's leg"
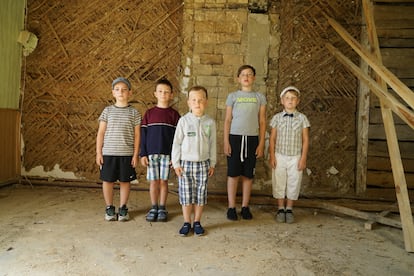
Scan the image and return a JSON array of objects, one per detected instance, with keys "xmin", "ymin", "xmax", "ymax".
[
  {"xmin": 286, "ymin": 198, "xmax": 294, "ymax": 209},
  {"xmin": 241, "ymin": 176, "xmax": 253, "ymax": 207},
  {"xmin": 119, "ymin": 181, "xmax": 131, "ymax": 206},
  {"xmin": 277, "ymin": 198, "xmax": 285, "ymax": 209},
  {"xmin": 182, "ymin": 204, "xmax": 192, "ymax": 223},
  {"xmin": 149, "ymin": 179, "xmax": 160, "ymax": 205},
  {"xmin": 102, "ymin": 181, "xmax": 114, "ymax": 206},
  {"xmin": 194, "ymin": 205, "xmax": 204, "ymax": 222},
  {"xmin": 159, "ymin": 179, "xmax": 169, "ymax": 206},
  {"xmin": 227, "ymin": 176, "xmax": 239, "ymax": 208}
]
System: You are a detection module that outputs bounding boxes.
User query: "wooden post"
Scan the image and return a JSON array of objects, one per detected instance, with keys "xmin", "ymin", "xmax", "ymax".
[{"xmin": 356, "ymin": 22, "xmax": 370, "ymax": 194}]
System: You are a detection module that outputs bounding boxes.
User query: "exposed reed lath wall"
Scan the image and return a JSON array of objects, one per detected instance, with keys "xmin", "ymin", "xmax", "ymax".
[{"xmin": 23, "ymin": 0, "xmax": 184, "ymax": 180}]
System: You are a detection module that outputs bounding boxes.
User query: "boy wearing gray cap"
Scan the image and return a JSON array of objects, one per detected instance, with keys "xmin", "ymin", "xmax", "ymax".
[
  {"xmin": 96, "ymin": 77, "xmax": 141, "ymax": 221},
  {"xmin": 269, "ymin": 86, "xmax": 310, "ymax": 223}
]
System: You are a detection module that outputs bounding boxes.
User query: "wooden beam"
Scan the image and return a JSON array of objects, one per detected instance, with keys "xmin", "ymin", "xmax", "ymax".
[
  {"xmin": 364, "ymin": 210, "xmax": 391, "ymax": 230},
  {"xmin": 363, "ymin": 0, "xmax": 414, "ymax": 252},
  {"xmin": 319, "ymin": 202, "xmax": 401, "ymax": 229},
  {"xmin": 325, "ymin": 43, "xmax": 414, "ymax": 129},
  {"xmin": 325, "ymin": 17, "xmax": 414, "ymax": 110},
  {"xmin": 325, "ymin": 0, "xmax": 414, "ymax": 252}
]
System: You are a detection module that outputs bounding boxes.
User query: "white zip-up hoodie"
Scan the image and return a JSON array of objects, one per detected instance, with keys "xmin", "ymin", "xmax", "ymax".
[{"xmin": 171, "ymin": 112, "xmax": 216, "ymax": 169}]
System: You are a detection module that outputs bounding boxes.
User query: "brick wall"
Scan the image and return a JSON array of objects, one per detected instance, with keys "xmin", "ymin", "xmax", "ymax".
[{"xmin": 179, "ymin": 0, "xmax": 281, "ymax": 192}]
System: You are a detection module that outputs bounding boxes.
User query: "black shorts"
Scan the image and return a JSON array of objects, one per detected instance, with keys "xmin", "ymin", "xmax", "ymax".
[
  {"xmin": 227, "ymin": 135, "xmax": 258, "ymax": 179},
  {"xmin": 100, "ymin": 156, "xmax": 137, "ymax": 182}
]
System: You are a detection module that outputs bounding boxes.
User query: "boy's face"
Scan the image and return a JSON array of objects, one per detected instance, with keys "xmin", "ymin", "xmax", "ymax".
[
  {"xmin": 237, "ymin": 68, "xmax": 255, "ymax": 88},
  {"xmin": 187, "ymin": 89, "xmax": 207, "ymax": 117},
  {"xmin": 281, "ymin": 91, "xmax": 300, "ymax": 112},
  {"xmin": 112, "ymin": 82, "xmax": 131, "ymax": 102},
  {"xmin": 154, "ymin": 84, "xmax": 173, "ymax": 104}
]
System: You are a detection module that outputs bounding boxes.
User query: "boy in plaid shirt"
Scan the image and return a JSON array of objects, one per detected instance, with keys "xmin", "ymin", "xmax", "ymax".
[{"xmin": 269, "ymin": 86, "xmax": 310, "ymax": 223}]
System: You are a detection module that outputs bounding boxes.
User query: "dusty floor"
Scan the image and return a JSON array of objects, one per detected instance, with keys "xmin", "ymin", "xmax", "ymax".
[{"xmin": 0, "ymin": 185, "xmax": 413, "ymax": 276}]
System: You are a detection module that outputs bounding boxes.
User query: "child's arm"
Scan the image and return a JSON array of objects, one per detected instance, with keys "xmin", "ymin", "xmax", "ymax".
[
  {"xmin": 96, "ymin": 121, "xmax": 106, "ymax": 167},
  {"xmin": 256, "ymin": 105, "xmax": 266, "ymax": 158},
  {"xmin": 269, "ymin": 127, "xmax": 277, "ymax": 169},
  {"xmin": 298, "ymin": 127, "xmax": 310, "ymax": 171},
  {"xmin": 209, "ymin": 120, "xmax": 217, "ymax": 177},
  {"xmin": 132, "ymin": 124, "xmax": 140, "ymax": 168},
  {"xmin": 223, "ymin": 106, "xmax": 232, "ymax": 156}
]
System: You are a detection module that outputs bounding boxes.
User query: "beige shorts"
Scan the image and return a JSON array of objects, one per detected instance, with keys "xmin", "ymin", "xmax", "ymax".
[{"xmin": 272, "ymin": 153, "xmax": 302, "ymax": 200}]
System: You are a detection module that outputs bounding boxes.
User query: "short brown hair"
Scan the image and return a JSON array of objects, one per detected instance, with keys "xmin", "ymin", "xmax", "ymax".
[
  {"xmin": 237, "ymin": 65, "xmax": 256, "ymax": 77},
  {"xmin": 188, "ymin": 85, "xmax": 208, "ymax": 99}
]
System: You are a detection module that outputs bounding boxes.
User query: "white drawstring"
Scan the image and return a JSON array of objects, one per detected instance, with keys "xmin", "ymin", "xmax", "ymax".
[{"xmin": 240, "ymin": 135, "xmax": 248, "ymax": 162}]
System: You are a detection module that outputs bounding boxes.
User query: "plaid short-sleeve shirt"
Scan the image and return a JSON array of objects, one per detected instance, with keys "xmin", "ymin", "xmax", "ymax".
[{"xmin": 269, "ymin": 110, "xmax": 310, "ymax": 156}]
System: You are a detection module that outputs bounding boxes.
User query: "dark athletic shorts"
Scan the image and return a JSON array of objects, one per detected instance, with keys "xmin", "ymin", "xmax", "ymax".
[
  {"xmin": 227, "ymin": 134, "xmax": 258, "ymax": 179},
  {"xmin": 100, "ymin": 156, "xmax": 137, "ymax": 182}
]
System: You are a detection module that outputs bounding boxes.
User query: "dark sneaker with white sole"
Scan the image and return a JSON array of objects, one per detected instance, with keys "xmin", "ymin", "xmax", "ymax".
[
  {"xmin": 179, "ymin": 222, "xmax": 191, "ymax": 236},
  {"xmin": 118, "ymin": 205, "xmax": 129, "ymax": 221},
  {"xmin": 105, "ymin": 205, "xmax": 117, "ymax": 221},
  {"xmin": 193, "ymin": 221, "xmax": 205, "ymax": 236}
]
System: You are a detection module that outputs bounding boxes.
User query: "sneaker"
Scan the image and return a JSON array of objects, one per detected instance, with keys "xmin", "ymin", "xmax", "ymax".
[
  {"xmin": 285, "ymin": 209, "xmax": 294, "ymax": 224},
  {"xmin": 179, "ymin": 222, "xmax": 191, "ymax": 236},
  {"xmin": 193, "ymin": 221, "xmax": 205, "ymax": 236},
  {"xmin": 118, "ymin": 205, "xmax": 129, "ymax": 221},
  {"xmin": 157, "ymin": 209, "xmax": 168, "ymax": 222},
  {"xmin": 145, "ymin": 208, "xmax": 158, "ymax": 222},
  {"xmin": 227, "ymin": 208, "xmax": 238, "ymax": 221},
  {"xmin": 276, "ymin": 209, "xmax": 286, "ymax": 223},
  {"xmin": 105, "ymin": 205, "xmax": 117, "ymax": 221},
  {"xmin": 241, "ymin": 206, "xmax": 253, "ymax": 220}
]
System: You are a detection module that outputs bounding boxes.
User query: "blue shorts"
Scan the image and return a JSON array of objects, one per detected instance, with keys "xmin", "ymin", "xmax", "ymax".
[
  {"xmin": 146, "ymin": 154, "xmax": 171, "ymax": 181},
  {"xmin": 227, "ymin": 135, "xmax": 258, "ymax": 179},
  {"xmin": 100, "ymin": 156, "xmax": 137, "ymax": 182},
  {"xmin": 178, "ymin": 160, "xmax": 209, "ymax": 206}
]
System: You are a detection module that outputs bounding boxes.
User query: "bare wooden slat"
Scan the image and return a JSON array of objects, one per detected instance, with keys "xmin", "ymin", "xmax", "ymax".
[
  {"xmin": 368, "ymin": 156, "xmax": 414, "ymax": 172},
  {"xmin": 367, "ymin": 171, "xmax": 414, "ymax": 188},
  {"xmin": 369, "ymin": 124, "xmax": 414, "ymax": 141},
  {"xmin": 368, "ymin": 140, "xmax": 414, "ymax": 159}
]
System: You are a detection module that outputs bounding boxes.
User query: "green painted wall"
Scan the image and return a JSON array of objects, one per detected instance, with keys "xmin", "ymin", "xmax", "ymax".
[{"xmin": 0, "ymin": 0, "xmax": 26, "ymax": 109}]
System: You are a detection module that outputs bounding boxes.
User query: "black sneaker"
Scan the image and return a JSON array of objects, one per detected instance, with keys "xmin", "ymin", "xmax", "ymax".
[
  {"xmin": 157, "ymin": 209, "xmax": 168, "ymax": 222},
  {"xmin": 227, "ymin": 207, "xmax": 238, "ymax": 221},
  {"xmin": 241, "ymin": 206, "xmax": 253, "ymax": 220},
  {"xmin": 285, "ymin": 209, "xmax": 294, "ymax": 224},
  {"xmin": 118, "ymin": 205, "xmax": 129, "ymax": 221},
  {"xmin": 105, "ymin": 205, "xmax": 117, "ymax": 221},
  {"xmin": 276, "ymin": 209, "xmax": 286, "ymax": 223},
  {"xmin": 145, "ymin": 208, "xmax": 158, "ymax": 222},
  {"xmin": 193, "ymin": 221, "xmax": 205, "ymax": 236},
  {"xmin": 179, "ymin": 222, "xmax": 191, "ymax": 236}
]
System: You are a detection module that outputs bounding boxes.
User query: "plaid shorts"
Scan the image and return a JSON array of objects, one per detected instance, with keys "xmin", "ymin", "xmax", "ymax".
[
  {"xmin": 147, "ymin": 154, "xmax": 171, "ymax": 181},
  {"xmin": 178, "ymin": 160, "xmax": 209, "ymax": 206}
]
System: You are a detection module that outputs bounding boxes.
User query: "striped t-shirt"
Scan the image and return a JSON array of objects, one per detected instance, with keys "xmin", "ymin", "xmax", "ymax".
[{"xmin": 98, "ymin": 105, "xmax": 141, "ymax": 156}]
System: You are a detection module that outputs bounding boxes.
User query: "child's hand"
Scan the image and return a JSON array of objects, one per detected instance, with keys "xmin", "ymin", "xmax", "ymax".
[
  {"xmin": 131, "ymin": 156, "xmax": 138, "ymax": 168},
  {"xmin": 224, "ymin": 142, "xmax": 231, "ymax": 156},
  {"xmin": 174, "ymin": 167, "xmax": 183, "ymax": 177},
  {"xmin": 96, "ymin": 154, "xmax": 103, "ymax": 167},
  {"xmin": 255, "ymin": 146, "xmax": 264, "ymax": 158},
  {"xmin": 208, "ymin": 167, "xmax": 215, "ymax": 177},
  {"xmin": 140, "ymin": 156, "xmax": 148, "ymax": 167},
  {"xmin": 269, "ymin": 157, "xmax": 276, "ymax": 169},
  {"xmin": 298, "ymin": 157, "xmax": 306, "ymax": 171}
]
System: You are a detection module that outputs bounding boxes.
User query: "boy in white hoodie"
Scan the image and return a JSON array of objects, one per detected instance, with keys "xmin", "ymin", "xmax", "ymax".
[{"xmin": 172, "ymin": 86, "xmax": 217, "ymax": 236}]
